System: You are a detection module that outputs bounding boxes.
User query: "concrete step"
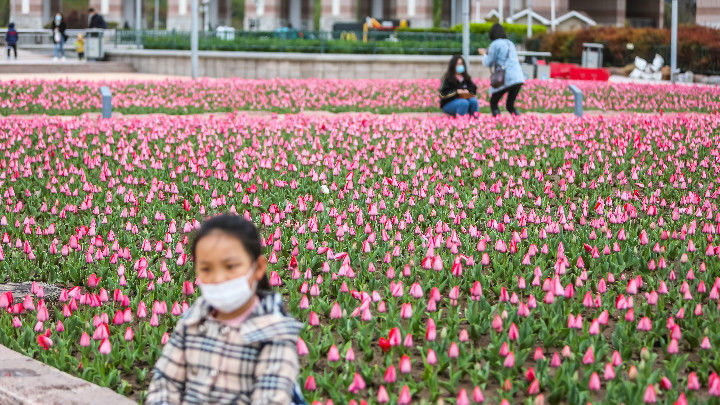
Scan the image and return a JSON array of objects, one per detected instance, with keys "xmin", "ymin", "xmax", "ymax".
[
  {"xmin": 0, "ymin": 345, "xmax": 136, "ymax": 405},
  {"xmin": 0, "ymin": 61, "xmax": 136, "ymax": 74}
]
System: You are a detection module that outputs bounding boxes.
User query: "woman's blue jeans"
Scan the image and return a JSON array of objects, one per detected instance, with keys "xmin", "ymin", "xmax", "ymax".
[
  {"xmin": 442, "ymin": 97, "xmax": 478, "ymax": 117},
  {"xmin": 54, "ymin": 40, "xmax": 65, "ymax": 58}
]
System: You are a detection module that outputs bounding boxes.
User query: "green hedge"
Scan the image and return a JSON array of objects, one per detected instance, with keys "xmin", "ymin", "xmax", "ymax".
[
  {"xmin": 397, "ymin": 27, "xmax": 454, "ymax": 34},
  {"xmin": 399, "ymin": 23, "xmax": 547, "ymax": 38},
  {"xmin": 451, "ymin": 22, "xmax": 546, "ymax": 37},
  {"xmin": 142, "ymin": 34, "xmax": 491, "ymax": 55}
]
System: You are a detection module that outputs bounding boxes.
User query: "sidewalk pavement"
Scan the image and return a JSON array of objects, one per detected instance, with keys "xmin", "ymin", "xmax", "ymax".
[{"xmin": 0, "ymin": 344, "xmax": 135, "ymax": 405}]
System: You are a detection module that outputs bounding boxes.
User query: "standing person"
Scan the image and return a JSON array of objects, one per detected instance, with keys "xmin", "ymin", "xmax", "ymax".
[
  {"xmin": 88, "ymin": 8, "xmax": 107, "ymax": 29},
  {"xmin": 5, "ymin": 22, "xmax": 18, "ymax": 60},
  {"xmin": 146, "ymin": 214, "xmax": 306, "ymax": 405},
  {"xmin": 75, "ymin": 34, "xmax": 85, "ymax": 60},
  {"xmin": 439, "ymin": 54, "xmax": 479, "ymax": 117},
  {"xmin": 51, "ymin": 13, "xmax": 67, "ymax": 61},
  {"xmin": 479, "ymin": 23, "xmax": 525, "ymax": 116}
]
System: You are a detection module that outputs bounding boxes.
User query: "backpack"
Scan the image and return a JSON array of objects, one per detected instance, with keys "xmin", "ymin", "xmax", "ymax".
[{"xmin": 7, "ymin": 30, "xmax": 18, "ymax": 45}]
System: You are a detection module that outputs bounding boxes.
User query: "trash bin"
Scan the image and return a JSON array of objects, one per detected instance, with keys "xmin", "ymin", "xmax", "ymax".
[
  {"xmin": 581, "ymin": 43, "xmax": 603, "ymax": 69},
  {"xmin": 85, "ymin": 30, "xmax": 105, "ymax": 60}
]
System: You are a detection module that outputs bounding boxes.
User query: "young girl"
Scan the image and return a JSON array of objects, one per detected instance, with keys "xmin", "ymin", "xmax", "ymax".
[{"xmin": 146, "ymin": 214, "xmax": 305, "ymax": 405}]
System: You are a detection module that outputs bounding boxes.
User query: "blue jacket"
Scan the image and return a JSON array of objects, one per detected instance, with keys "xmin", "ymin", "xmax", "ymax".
[
  {"xmin": 5, "ymin": 23, "xmax": 18, "ymax": 46},
  {"xmin": 482, "ymin": 38, "xmax": 525, "ymax": 93}
]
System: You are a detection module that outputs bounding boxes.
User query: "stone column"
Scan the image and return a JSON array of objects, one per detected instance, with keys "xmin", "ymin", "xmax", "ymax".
[
  {"xmin": 319, "ymin": 0, "xmax": 356, "ymax": 31},
  {"xmin": 372, "ymin": 0, "xmax": 383, "ymax": 18},
  {"xmin": 405, "ymin": 0, "xmax": 432, "ymax": 27},
  {"xmin": 167, "ymin": 0, "xmax": 192, "ymax": 29},
  {"xmin": 13, "ymin": 0, "xmax": 44, "ymax": 28},
  {"xmin": 244, "ymin": 0, "xmax": 281, "ymax": 30}
]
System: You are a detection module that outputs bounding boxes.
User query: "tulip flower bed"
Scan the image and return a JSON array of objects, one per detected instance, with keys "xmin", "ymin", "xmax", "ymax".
[
  {"xmin": 0, "ymin": 78, "xmax": 719, "ymax": 116},
  {"xmin": 1, "ymin": 111, "xmax": 720, "ymax": 404}
]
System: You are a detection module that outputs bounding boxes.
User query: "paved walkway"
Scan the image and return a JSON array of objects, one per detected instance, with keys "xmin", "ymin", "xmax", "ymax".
[
  {"xmin": 0, "ymin": 48, "xmax": 141, "ymax": 77},
  {"xmin": 0, "ymin": 345, "xmax": 135, "ymax": 405},
  {"xmin": 0, "ymin": 72, "xmax": 184, "ymax": 81}
]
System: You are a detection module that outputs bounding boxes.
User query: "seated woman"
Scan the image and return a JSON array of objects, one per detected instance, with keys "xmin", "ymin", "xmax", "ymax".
[{"xmin": 439, "ymin": 54, "xmax": 479, "ymax": 117}]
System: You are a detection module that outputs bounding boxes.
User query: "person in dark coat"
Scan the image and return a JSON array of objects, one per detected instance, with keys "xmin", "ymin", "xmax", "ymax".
[
  {"xmin": 51, "ymin": 13, "xmax": 67, "ymax": 61},
  {"xmin": 88, "ymin": 8, "xmax": 107, "ymax": 29},
  {"xmin": 438, "ymin": 54, "xmax": 479, "ymax": 117},
  {"xmin": 5, "ymin": 22, "xmax": 18, "ymax": 59}
]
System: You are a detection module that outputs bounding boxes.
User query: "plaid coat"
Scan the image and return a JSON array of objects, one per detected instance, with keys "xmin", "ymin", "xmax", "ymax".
[{"xmin": 146, "ymin": 292, "xmax": 304, "ymax": 405}]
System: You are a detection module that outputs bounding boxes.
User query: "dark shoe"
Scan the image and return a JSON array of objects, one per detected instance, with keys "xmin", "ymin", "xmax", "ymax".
[{"xmin": 491, "ymin": 109, "xmax": 501, "ymax": 117}]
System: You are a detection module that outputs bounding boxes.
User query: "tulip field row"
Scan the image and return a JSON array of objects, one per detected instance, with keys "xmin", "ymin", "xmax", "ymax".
[
  {"xmin": 1, "ymin": 78, "xmax": 719, "ymax": 115},
  {"xmin": 1, "ymin": 111, "xmax": 720, "ymax": 405}
]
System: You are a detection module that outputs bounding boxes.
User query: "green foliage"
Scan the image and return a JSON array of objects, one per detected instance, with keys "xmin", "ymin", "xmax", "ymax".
[
  {"xmin": 432, "ymin": 0, "xmax": 442, "ymax": 28},
  {"xmin": 313, "ymin": 0, "xmax": 321, "ymax": 31},
  {"xmin": 0, "ymin": 0, "xmax": 9, "ymax": 26},
  {"xmin": 141, "ymin": 31, "xmax": 491, "ymax": 55},
  {"xmin": 232, "ymin": 0, "xmax": 245, "ymax": 28},
  {"xmin": 450, "ymin": 22, "xmax": 547, "ymax": 37}
]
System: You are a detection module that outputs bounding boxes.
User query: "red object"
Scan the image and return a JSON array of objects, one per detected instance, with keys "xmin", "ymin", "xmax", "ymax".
[
  {"xmin": 549, "ymin": 62, "xmax": 575, "ymax": 79},
  {"xmin": 378, "ymin": 337, "xmax": 391, "ymax": 352},
  {"xmin": 550, "ymin": 62, "xmax": 609, "ymax": 81}
]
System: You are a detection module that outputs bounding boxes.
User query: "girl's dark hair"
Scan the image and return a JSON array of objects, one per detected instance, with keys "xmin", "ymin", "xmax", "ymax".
[
  {"xmin": 443, "ymin": 54, "xmax": 472, "ymax": 87},
  {"xmin": 191, "ymin": 214, "xmax": 272, "ymax": 295},
  {"xmin": 489, "ymin": 23, "xmax": 507, "ymax": 41}
]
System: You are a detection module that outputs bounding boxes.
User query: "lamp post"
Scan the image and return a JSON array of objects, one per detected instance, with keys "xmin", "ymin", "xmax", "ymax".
[
  {"xmin": 191, "ymin": 0, "xmax": 199, "ymax": 78},
  {"xmin": 135, "ymin": 0, "xmax": 142, "ymax": 46},
  {"xmin": 462, "ymin": 0, "xmax": 469, "ymax": 70},
  {"xmin": 527, "ymin": 0, "xmax": 532, "ymax": 38},
  {"xmin": 154, "ymin": 0, "xmax": 159, "ymax": 29},
  {"xmin": 670, "ymin": 0, "xmax": 678, "ymax": 82}
]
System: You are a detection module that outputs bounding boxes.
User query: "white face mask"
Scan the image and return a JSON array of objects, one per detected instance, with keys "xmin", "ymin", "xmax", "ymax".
[{"xmin": 199, "ymin": 266, "xmax": 256, "ymax": 313}]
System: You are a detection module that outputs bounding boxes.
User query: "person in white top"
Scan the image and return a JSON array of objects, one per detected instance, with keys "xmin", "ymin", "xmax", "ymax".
[{"xmin": 51, "ymin": 13, "xmax": 67, "ymax": 61}]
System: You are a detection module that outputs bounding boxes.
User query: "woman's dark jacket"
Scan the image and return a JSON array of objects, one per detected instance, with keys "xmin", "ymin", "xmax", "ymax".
[
  {"xmin": 51, "ymin": 20, "xmax": 67, "ymax": 43},
  {"xmin": 439, "ymin": 76, "xmax": 477, "ymax": 108}
]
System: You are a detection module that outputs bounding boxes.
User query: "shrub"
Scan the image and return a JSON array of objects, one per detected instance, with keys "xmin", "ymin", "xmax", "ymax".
[
  {"xmin": 450, "ymin": 22, "xmax": 547, "ymax": 38},
  {"xmin": 534, "ymin": 25, "xmax": 720, "ymax": 74}
]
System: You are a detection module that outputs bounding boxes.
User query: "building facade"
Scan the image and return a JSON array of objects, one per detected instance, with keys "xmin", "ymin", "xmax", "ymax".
[{"xmin": 7, "ymin": 0, "xmax": 720, "ymax": 31}]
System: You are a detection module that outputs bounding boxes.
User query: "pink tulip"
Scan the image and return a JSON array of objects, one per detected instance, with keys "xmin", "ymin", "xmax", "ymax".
[
  {"xmin": 448, "ymin": 342, "xmax": 459, "ymax": 358},
  {"xmin": 550, "ymin": 352, "xmax": 562, "ymax": 367},
  {"xmin": 345, "ymin": 347, "xmax": 355, "ymax": 361},
  {"xmin": 397, "ymin": 385, "xmax": 411, "ymax": 404},
  {"xmin": 604, "ymin": 363, "xmax": 615, "ymax": 380},
  {"xmin": 457, "ymin": 389, "xmax": 470, "ymax": 405},
  {"xmin": 687, "ymin": 372, "xmax": 700, "ymax": 390},
  {"xmin": 384, "ymin": 365, "xmax": 396, "ymax": 383},
  {"xmin": 377, "ymin": 385, "xmax": 389, "ymax": 403},
  {"xmin": 330, "ymin": 302, "xmax": 342, "ymax": 319},
  {"xmin": 296, "ymin": 338, "xmax": 309, "ymax": 356},
  {"xmin": 98, "ymin": 338, "xmax": 111, "ymax": 355},
  {"xmin": 589, "ymin": 372, "xmax": 601, "ymax": 391},
  {"xmin": 327, "ymin": 345, "xmax": 340, "ymax": 362},
  {"xmin": 347, "ymin": 373, "xmax": 366, "ymax": 393},
  {"xmin": 504, "ymin": 352, "xmax": 515, "ymax": 368},
  {"xmin": 643, "ymin": 384, "xmax": 657, "ymax": 403}
]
